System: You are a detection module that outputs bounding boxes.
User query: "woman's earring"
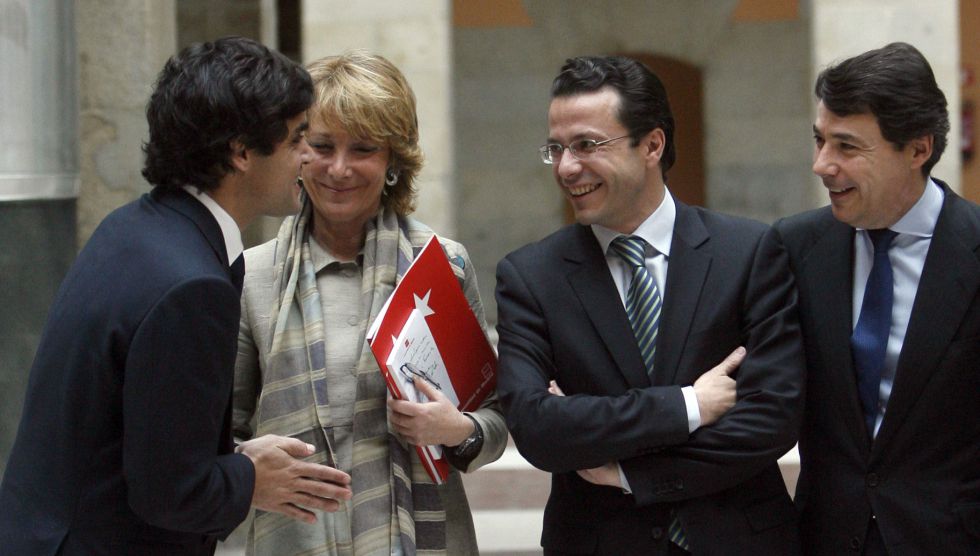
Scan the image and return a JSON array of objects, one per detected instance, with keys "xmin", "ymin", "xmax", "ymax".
[{"xmin": 385, "ymin": 168, "xmax": 398, "ymax": 186}]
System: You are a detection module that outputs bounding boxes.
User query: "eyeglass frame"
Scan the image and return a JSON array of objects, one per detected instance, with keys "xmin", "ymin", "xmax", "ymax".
[{"xmin": 538, "ymin": 134, "xmax": 632, "ymax": 165}]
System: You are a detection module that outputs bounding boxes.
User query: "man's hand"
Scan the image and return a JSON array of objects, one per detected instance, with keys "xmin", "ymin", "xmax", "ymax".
[
  {"xmin": 237, "ymin": 435, "xmax": 352, "ymax": 524},
  {"xmin": 547, "ymin": 380, "xmax": 565, "ymax": 396},
  {"xmin": 388, "ymin": 378, "xmax": 473, "ymax": 447},
  {"xmin": 693, "ymin": 346, "xmax": 744, "ymax": 426},
  {"xmin": 577, "ymin": 462, "xmax": 623, "ymax": 488}
]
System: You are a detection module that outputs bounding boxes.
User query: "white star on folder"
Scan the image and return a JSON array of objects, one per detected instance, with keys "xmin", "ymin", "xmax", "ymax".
[{"xmin": 414, "ymin": 290, "xmax": 435, "ymax": 317}]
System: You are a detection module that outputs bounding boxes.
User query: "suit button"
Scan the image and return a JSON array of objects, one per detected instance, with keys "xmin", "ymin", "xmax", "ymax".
[
  {"xmin": 866, "ymin": 473, "xmax": 879, "ymax": 488},
  {"xmin": 651, "ymin": 526, "xmax": 665, "ymax": 540},
  {"xmin": 849, "ymin": 536, "xmax": 861, "ymax": 551}
]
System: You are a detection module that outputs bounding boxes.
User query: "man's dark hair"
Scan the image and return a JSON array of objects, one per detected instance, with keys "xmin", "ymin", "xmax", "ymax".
[
  {"xmin": 551, "ymin": 56, "xmax": 676, "ymax": 177},
  {"xmin": 142, "ymin": 36, "xmax": 313, "ymax": 191},
  {"xmin": 815, "ymin": 42, "xmax": 949, "ymax": 177}
]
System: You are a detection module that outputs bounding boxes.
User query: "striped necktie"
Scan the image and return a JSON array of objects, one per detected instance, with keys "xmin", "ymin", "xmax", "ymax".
[
  {"xmin": 611, "ymin": 235, "xmax": 690, "ymax": 552},
  {"xmin": 610, "ymin": 235, "xmax": 662, "ymax": 376}
]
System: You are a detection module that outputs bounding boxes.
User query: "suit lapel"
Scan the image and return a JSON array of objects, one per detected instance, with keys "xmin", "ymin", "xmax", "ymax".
[
  {"xmin": 154, "ymin": 188, "xmax": 230, "ymax": 266},
  {"xmin": 655, "ymin": 202, "xmax": 711, "ymax": 386},
  {"xmin": 564, "ymin": 225, "xmax": 652, "ymax": 389},
  {"xmin": 801, "ymin": 217, "xmax": 872, "ymax": 450},
  {"xmin": 875, "ymin": 191, "xmax": 980, "ymax": 451}
]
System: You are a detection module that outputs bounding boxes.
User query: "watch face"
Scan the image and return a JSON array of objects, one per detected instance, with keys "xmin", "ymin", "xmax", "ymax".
[
  {"xmin": 454, "ymin": 421, "xmax": 483, "ymax": 458},
  {"xmin": 454, "ymin": 436, "xmax": 475, "ymax": 457}
]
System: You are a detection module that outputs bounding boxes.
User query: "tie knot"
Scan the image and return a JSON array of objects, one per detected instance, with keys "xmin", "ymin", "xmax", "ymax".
[
  {"xmin": 866, "ymin": 229, "xmax": 897, "ymax": 253},
  {"xmin": 611, "ymin": 235, "xmax": 648, "ymax": 268}
]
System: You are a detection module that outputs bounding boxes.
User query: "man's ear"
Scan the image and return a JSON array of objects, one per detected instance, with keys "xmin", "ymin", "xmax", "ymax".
[
  {"xmin": 908, "ymin": 134, "xmax": 933, "ymax": 171},
  {"xmin": 229, "ymin": 139, "xmax": 249, "ymax": 173},
  {"xmin": 643, "ymin": 128, "xmax": 666, "ymax": 168}
]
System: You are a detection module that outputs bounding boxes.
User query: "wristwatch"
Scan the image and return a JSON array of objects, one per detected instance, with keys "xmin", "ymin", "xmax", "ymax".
[{"xmin": 451, "ymin": 414, "xmax": 484, "ymax": 460}]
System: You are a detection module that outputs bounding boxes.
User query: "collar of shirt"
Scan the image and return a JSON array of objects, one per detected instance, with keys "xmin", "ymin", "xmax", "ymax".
[
  {"xmin": 855, "ymin": 177, "xmax": 943, "ymax": 241},
  {"xmin": 308, "ymin": 236, "xmax": 363, "ymax": 274},
  {"xmin": 591, "ymin": 188, "xmax": 676, "ymax": 257},
  {"xmin": 886, "ymin": 177, "xmax": 944, "ymax": 239},
  {"xmin": 181, "ymin": 185, "xmax": 244, "ymax": 265}
]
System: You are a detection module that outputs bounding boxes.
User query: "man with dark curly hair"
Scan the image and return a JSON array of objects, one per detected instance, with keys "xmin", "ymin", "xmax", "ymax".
[{"xmin": 0, "ymin": 37, "xmax": 352, "ymax": 555}]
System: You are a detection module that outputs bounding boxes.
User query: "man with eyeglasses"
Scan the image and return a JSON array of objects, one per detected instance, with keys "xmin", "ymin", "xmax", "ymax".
[{"xmin": 495, "ymin": 55, "xmax": 804, "ymax": 555}]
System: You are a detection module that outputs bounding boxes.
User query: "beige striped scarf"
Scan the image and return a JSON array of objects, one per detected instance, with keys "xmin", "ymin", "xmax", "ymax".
[{"xmin": 251, "ymin": 195, "xmax": 446, "ymax": 555}]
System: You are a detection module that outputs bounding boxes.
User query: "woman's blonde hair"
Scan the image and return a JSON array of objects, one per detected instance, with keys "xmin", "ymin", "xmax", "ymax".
[{"xmin": 306, "ymin": 51, "xmax": 423, "ymax": 215}]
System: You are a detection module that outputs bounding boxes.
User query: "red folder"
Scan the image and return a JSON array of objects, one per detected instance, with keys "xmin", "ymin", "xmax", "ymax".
[{"xmin": 367, "ymin": 236, "xmax": 497, "ymax": 483}]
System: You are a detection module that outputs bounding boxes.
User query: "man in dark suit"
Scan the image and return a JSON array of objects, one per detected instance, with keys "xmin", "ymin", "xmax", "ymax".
[
  {"xmin": 774, "ymin": 42, "xmax": 980, "ymax": 555},
  {"xmin": 495, "ymin": 55, "xmax": 805, "ymax": 555},
  {"xmin": 0, "ymin": 37, "xmax": 352, "ymax": 555}
]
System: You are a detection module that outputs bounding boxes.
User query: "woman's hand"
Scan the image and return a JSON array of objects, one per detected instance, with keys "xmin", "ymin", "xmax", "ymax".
[{"xmin": 388, "ymin": 379, "xmax": 474, "ymax": 446}]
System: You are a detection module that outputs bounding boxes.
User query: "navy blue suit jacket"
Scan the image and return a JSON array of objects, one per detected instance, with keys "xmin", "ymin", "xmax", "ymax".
[
  {"xmin": 495, "ymin": 200, "xmax": 805, "ymax": 555},
  {"xmin": 774, "ymin": 181, "xmax": 980, "ymax": 555},
  {"xmin": 0, "ymin": 189, "xmax": 254, "ymax": 555}
]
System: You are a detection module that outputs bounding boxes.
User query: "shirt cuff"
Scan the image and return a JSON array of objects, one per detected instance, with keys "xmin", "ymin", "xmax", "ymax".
[
  {"xmin": 681, "ymin": 386, "xmax": 701, "ymax": 433},
  {"xmin": 618, "ymin": 463, "xmax": 632, "ymax": 494}
]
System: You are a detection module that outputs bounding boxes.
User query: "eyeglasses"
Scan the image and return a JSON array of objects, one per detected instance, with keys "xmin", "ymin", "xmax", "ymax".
[{"xmin": 538, "ymin": 134, "xmax": 631, "ymax": 165}]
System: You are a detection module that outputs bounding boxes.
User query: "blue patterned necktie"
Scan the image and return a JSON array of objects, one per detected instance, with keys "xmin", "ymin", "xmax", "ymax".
[
  {"xmin": 610, "ymin": 236, "xmax": 662, "ymax": 376},
  {"xmin": 611, "ymin": 236, "xmax": 688, "ymax": 551},
  {"xmin": 851, "ymin": 229, "xmax": 897, "ymax": 436}
]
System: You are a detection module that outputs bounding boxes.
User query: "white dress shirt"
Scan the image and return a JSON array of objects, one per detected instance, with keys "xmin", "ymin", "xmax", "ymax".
[
  {"xmin": 852, "ymin": 178, "xmax": 943, "ymax": 437},
  {"xmin": 182, "ymin": 185, "xmax": 244, "ymax": 265}
]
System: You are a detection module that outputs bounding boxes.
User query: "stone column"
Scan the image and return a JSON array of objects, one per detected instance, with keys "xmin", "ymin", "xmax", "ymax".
[
  {"xmin": 0, "ymin": 0, "xmax": 78, "ymax": 478},
  {"xmin": 302, "ymin": 0, "xmax": 455, "ymax": 236},
  {"xmin": 76, "ymin": 0, "xmax": 177, "ymax": 247},
  {"xmin": 808, "ymin": 0, "xmax": 961, "ymax": 207}
]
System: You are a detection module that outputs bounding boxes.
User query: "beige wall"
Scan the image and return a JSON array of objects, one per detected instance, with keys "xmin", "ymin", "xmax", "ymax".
[{"xmin": 704, "ymin": 16, "xmax": 813, "ymax": 223}]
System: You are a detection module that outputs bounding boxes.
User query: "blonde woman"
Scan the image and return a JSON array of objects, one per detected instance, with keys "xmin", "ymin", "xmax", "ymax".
[{"xmin": 233, "ymin": 51, "xmax": 506, "ymax": 555}]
